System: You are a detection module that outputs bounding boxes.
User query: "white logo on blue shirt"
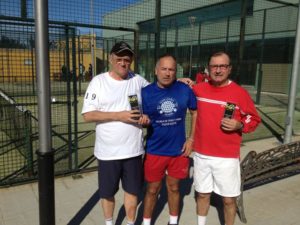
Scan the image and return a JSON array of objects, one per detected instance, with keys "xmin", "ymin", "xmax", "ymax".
[{"xmin": 157, "ymin": 98, "xmax": 178, "ymax": 116}]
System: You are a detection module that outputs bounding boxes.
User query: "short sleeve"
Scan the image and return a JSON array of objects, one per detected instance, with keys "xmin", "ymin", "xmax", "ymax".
[{"xmin": 81, "ymin": 78, "xmax": 100, "ymax": 114}]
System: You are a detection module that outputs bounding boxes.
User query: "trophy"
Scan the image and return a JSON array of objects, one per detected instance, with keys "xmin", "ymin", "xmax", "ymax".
[
  {"xmin": 128, "ymin": 94, "xmax": 141, "ymax": 120},
  {"xmin": 223, "ymin": 102, "xmax": 236, "ymax": 118}
]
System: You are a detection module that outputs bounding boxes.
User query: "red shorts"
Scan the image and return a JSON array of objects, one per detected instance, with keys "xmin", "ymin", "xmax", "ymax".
[{"xmin": 144, "ymin": 153, "xmax": 190, "ymax": 182}]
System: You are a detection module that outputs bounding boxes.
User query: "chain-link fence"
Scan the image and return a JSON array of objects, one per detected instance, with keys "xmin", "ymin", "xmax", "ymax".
[{"xmin": 0, "ymin": 0, "xmax": 299, "ymax": 185}]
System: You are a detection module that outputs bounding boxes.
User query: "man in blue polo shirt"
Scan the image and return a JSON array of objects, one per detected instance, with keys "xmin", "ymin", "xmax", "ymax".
[{"xmin": 142, "ymin": 54, "xmax": 197, "ymax": 225}]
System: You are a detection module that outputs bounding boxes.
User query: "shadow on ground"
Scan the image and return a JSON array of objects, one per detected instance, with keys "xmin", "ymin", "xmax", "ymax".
[
  {"xmin": 67, "ymin": 158, "xmax": 195, "ymax": 225},
  {"xmin": 66, "ymin": 159, "xmax": 300, "ymax": 225}
]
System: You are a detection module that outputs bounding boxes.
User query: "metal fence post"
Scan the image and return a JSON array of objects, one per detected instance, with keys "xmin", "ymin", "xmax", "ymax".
[
  {"xmin": 34, "ymin": 0, "xmax": 55, "ymax": 224},
  {"xmin": 284, "ymin": 0, "xmax": 300, "ymax": 143}
]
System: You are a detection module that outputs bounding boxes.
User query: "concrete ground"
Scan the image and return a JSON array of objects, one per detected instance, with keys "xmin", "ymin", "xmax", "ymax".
[{"xmin": 0, "ymin": 137, "xmax": 300, "ymax": 225}]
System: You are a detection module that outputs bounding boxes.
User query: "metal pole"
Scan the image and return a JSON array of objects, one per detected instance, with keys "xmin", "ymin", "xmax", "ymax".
[
  {"xmin": 71, "ymin": 28, "xmax": 78, "ymax": 170},
  {"xmin": 134, "ymin": 30, "xmax": 138, "ymax": 72},
  {"xmin": 164, "ymin": 28, "xmax": 167, "ymax": 53},
  {"xmin": 225, "ymin": 16, "xmax": 230, "ymax": 51},
  {"xmin": 34, "ymin": 0, "xmax": 55, "ymax": 224},
  {"xmin": 197, "ymin": 24, "xmax": 201, "ymax": 66},
  {"xmin": 65, "ymin": 26, "xmax": 73, "ymax": 170},
  {"xmin": 189, "ymin": 16, "xmax": 196, "ymax": 78},
  {"xmin": 77, "ymin": 32, "xmax": 82, "ymax": 96},
  {"xmin": 284, "ymin": 0, "xmax": 300, "ymax": 143},
  {"xmin": 21, "ymin": 0, "xmax": 27, "ymax": 18},
  {"xmin": 30, "ymin": 35, "xmax": 35, "ymax": 95},
  {"xmin": 146, "ymin": 33, "xmax": 150, "ymax": 81},
  {"xmin": 256, "ymin": 9, "xmax": 266, "ymax": 105},
  {"xmin": 155, "ymin": 0, "xmax": 161, "ymax": 64},
  {"xmin": 90, "ymin": 0, "xmax": 96, "ymax": 77},
  {"xmin": 236, "ymin": 0, "xmax": 248, "ymax": 83},
  {"xmin": 174, "ymin": 26, "xmax": 178, "ymax": 59}
]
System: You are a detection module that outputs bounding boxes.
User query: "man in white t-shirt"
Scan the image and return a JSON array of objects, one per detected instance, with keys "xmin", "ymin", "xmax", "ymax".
[{"xmin": 81, "ymin": 41, "xmax": 150, "ymax": 225}]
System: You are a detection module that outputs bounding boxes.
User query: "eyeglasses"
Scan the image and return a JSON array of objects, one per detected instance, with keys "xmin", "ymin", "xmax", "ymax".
[{"xmin": 209, "ymin": 64, "xmax": 230, "ymax": 71}]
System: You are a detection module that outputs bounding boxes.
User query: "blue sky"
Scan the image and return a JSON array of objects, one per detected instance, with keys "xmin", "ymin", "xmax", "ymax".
[
  {"xmin": 0, "ymin": 0, "xmax": 140, "ymax": 24},
  {"xmin": 0, "ymin": 0, "xmax": 141, "ymax": 36}
]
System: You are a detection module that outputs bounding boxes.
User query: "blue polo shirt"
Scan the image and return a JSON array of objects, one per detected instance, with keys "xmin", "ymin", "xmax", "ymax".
[{"xmin": 141, "ymin": 81, "xmax": 197, "ymax": 156}]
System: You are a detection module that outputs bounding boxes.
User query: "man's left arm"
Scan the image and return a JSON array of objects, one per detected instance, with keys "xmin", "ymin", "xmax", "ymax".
[
  {"xmin": 221, "ymin": 92, "xmax": 261, "ymax": 133},
  {"xmin": 239, "ymin": 97, "xmax": 261, "ymax": 133}
]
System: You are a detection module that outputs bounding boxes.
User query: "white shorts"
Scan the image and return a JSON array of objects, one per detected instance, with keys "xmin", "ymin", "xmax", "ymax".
[{"xmin": 193, "ymin": 153, "xmax": 241, "ymax": 197}]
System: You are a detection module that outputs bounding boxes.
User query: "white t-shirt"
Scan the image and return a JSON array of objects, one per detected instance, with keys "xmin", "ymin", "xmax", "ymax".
[{"xmin": 81, "ymin": 72, "xmax": 149, "ymax": 160}]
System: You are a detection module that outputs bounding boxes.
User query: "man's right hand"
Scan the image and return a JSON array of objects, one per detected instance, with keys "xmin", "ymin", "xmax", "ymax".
[
  {"xmin": 117, "ymin": 110, "xmax": 141, "ymax": 123},
  {"xmin": 83, "ymin": 110, "xmax": 143, "ymax": 124}
]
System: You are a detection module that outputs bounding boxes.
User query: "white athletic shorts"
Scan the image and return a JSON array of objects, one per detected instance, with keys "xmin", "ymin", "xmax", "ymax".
[{"xmin": 193, "ymin": 153, "xmax": 241, "ymax": 197}]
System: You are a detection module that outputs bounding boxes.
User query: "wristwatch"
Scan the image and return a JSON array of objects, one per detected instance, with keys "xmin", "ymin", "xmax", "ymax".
[{"xmin": 239, "ymin": 122, "xmax": 244, "ymax": 131}]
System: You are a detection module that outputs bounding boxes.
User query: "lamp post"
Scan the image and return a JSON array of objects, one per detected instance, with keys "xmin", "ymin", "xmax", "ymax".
[{"xmin": 188, "ymin": 16, "xmax": 196, "ymax": 78}]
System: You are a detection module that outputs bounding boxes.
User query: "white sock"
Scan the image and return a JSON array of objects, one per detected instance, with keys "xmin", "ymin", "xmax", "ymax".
[
  {"xmin": 127, "ymin": 221, "xmax": 135, "ymax": 225},
  {"xmin": 197, "ymin": 215, "xmax": 207, "ymax": 225},
  {"xmin": 169, "ymin": 215, "xmax": 178, "ymax": 224},
  {"xmin": 105, "ymin": 218, "xmax": 113, "ymax": 225},
  {"xmin": 143, "ymin": 217, "xmax": 151, "ymax": 225}
]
